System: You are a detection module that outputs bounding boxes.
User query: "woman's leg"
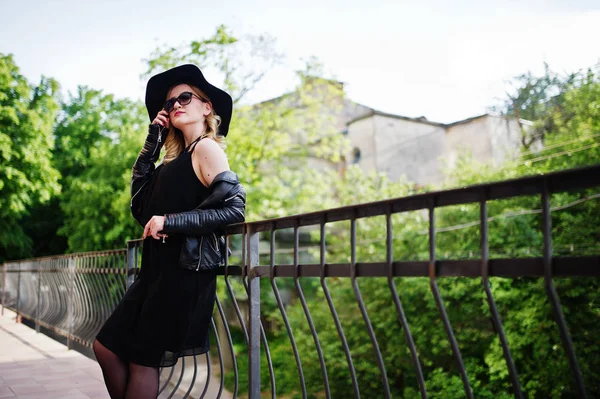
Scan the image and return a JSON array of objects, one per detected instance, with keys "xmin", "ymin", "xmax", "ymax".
[
  {"xmin": 126, "ymin": 362, "xmax": 159, "ymax": 398},
  {"xmin": 93, "ymin": 339, "xmax": 129, "ymax": 399}
]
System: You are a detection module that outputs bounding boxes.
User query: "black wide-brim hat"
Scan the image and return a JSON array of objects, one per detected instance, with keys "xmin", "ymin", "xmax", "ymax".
[{"xmin": 145, "ymin": 64, "xmax": 233, "ymax": 136}]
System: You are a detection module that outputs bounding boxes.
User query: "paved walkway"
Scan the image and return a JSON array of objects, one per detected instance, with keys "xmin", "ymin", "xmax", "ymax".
[
  {"xmin": 0, "ymin": 309, "xmax": 233, "ymax": 399},
  {"xmin": 0, "ymin": 309, "xmax": 109, "ymax": 399}
]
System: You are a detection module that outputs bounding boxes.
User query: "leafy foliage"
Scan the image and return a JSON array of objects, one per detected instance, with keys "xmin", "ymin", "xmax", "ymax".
[
  {"xmin": 0, "ymin": 54, "xmax": 61, "ymax": 261},
  {"xmin": 233, "ymin": 62, "xmax": 600, "ymax": 398},
  {"xmin": 1, "ymin": 28, "xmax": 598, "ymax": 398},
  {"xmin": 54, "ymin": 91, "xmax": 148, "ymax": 251},
  {"xmin": 142, "ymin": 24, "xmax": 283, "ymax": 104}
]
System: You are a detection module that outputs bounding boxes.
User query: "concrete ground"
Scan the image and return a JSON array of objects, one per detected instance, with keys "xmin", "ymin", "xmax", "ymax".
[
  {"xmin": 0, "ymin": 309, "xmax": 109, "ymax": 399},
  {"xmin": 0, "ymin": 308, "xmax": 233, "ymax": 399}
]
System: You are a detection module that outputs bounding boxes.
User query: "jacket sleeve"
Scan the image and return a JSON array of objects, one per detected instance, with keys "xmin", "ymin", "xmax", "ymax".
[
  {"xmin": 160, "ymin": 172, "xmax": 246, "ymax": 235},
  {"xmin": 130, "ymin": 124, "xmax": 167, "ymax": 226}
]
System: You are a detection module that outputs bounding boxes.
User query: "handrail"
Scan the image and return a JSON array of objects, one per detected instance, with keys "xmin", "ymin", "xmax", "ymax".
[{"xmin": 1, "ymin": 164, "xmax": 598, "ymax": 398}]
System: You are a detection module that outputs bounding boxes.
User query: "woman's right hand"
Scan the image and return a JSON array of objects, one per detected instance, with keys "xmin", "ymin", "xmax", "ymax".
[{"xmin": 152, "ymin": 109, "xmax": 170, "ymax": 128}]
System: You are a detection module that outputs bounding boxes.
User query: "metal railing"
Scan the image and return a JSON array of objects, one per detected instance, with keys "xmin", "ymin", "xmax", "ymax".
[
  {"xmin": 1, "ymin": 250, "xmax": 128, "ymax": 350},
  {"xmin": 1, "ymin": 164, "xmax": 599, "ymax": 398}
]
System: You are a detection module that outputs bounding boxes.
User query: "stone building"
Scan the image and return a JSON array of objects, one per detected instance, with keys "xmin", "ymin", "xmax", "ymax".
[
  {"xmin": 346, "ymin": 110, "xmax": 534, "ymax": 186},
  {"xmin": 259, "ymin": 78, "xmax": 533, "ymax": 186}
]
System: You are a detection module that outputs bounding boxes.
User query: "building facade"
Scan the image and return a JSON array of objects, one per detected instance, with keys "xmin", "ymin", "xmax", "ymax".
[
  {"xmin": 258, "ymin": 78, "xmax": 534, "ymax": 186},
  {"xmin": 346, "ymin": 110, "xmax": 534, "ymax": 186}
]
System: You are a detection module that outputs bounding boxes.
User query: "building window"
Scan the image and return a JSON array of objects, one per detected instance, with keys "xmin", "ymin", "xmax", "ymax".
[{"xmin": 352, "ymin": 147, "xmax": 361, "ymax": 164}]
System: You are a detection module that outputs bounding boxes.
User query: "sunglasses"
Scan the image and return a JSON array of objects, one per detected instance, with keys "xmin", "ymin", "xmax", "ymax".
[{"xmin": 163, "ymin": 91, "xmax": 207, "ymax": 113}]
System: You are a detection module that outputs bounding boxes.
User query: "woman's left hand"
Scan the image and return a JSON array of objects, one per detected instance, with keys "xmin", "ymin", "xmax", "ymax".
[{"xmin": 143, "ymin": 216, "xmax": 168, "ymax": 241}]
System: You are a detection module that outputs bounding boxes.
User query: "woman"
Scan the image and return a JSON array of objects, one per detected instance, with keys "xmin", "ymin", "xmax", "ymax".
[{"xmin": 93, "ymin": 64, "xmax": 244, "ymax": 398}]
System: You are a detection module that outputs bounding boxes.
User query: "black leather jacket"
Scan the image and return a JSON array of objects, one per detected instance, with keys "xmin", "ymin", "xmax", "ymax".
[
  {"xmin": 129, "ymin": 124, "xmax": 246, "ymax": 271},
  {"xmin": 131, "ymin": 124, "xmax": 167, "ymax": 227},
  {"xmin": 161, "ymin": 170, "xmax": 246, "ymax": 271}
]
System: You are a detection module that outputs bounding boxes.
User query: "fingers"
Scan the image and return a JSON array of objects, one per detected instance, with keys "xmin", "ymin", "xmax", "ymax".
[
  {"xmin": 142, "ymin": 221, "xmax": 169, "ymax": 241},
  {"xmin": 152, "ymin": 116, "xmax": 169, "ymax": 128},
  {"xmin": 142, "ymin": 222, "xmax": 150, "ymax": 240},
  {"xmin": 151, "ymin": 231, "xmax": 168, "ymax": 240},
  {"xmin": 152, "ymin": 110, "xmax": 170, "ymax": 128}
]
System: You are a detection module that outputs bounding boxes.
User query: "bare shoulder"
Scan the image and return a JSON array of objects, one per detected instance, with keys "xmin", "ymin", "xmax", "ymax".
[
  {"xmin": 196, "ymin": 136, "xmax": 223, "ymax": 150},
  {"xmin": 193, "ymin": 137, "xmax": 230, "ymax": 185},
  {"xmin": 194, "ymin": 137, "xmax": 227, "ymax": 160}
]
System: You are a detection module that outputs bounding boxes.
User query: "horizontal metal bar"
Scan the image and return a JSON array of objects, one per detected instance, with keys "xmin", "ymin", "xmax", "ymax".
[
  {"xmin": 244, "ymin": 165, "xmax": 600, "ymax": 231},
  {"xmin": 3, "ymin": 249, "xmax": 128, "ymax": 264},
  {"xmin": 248, "ymin": 256, "xmax": 600, "ymax": 278},
  {"xmin": 3, "ymin": 269, "xmax": 67, "ymax": 273},
  {"xmin": 219, "ymin": 266, "xmax": 243, "ymax": 275},
  {"xmin": 2, "ymin": 268, "xmax": 127, "ymax": 275},
  {"xmin": 5, "ymin": 266, "xmax": 246, "ymax": 276},
  {"xmin": 5, "ymin": 257, "xmax": 597, "ymax": 278},
  {"xmin": 5, "ymin": 166, "xmax": 595, "ymax": 271}
]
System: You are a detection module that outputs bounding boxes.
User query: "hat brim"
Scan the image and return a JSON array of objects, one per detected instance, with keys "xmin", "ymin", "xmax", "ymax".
[{"xmin": 145, "ymin": 64, "xmax": 233, "ymax": 136}]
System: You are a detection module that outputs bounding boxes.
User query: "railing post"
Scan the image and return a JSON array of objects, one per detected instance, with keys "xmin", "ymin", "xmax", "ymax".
[
  {"xmin": 1, "ymin": 263, "xmax": 5, "ymax": 316},
  {"xmin": 16, "ymin": 263, "xmax": 21, "ymax": 322},
  {"xmin": 541, "ymin": 182, "xmax": 587, "ymax": 397},
  {"xmin": 35, "ymin": 262, "xmax": 41, "ymax": 333},
  {"xmin": 126, "ymin": 240, "xmax": 137, "ymax": 289},
  {"xmin": 247, "ymin": 226, "xmax": 261, "ymax": 399},
  {"xmin": 428, "ymin": 204, "xmax": 473, "ymax": 398},
  {"xmin": 67, "ymin": 257, "xmax": 76, "ymax": 350}
]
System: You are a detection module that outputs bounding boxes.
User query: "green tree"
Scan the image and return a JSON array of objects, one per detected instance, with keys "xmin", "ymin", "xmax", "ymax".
[
  {"xmin": 264, "ymin": 62, "xmax": 600, "ymax": 398},
  {"xmin": 3, "ymin": 27, "xmax": 597, "ymax": 399},
  {"xmin": 0, "ymin": 53, "xmax": 61, "ymax": 262},
  {"xmin": 55, "ymin": 92, "xmax": 148, "ymax": 252},
  {"xmin": 143, "ymin": 24, "xmax": 283, "ymax": 104},
  {"xmin": 22, "ymin": 86, "xmax": 132, "ymax": 256},
  {"xmin": 493, "ymin": 62, "xmax": 578, "ymax": 149},
  {"xmin": 143, "ymin": 26, "xmax": 352, "ymax": 222}
]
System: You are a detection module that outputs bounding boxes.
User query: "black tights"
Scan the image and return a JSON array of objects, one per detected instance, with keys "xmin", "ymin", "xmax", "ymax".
[{"xmin": 93, "ymin": 339, "xmax": 159, "ymax": 399}]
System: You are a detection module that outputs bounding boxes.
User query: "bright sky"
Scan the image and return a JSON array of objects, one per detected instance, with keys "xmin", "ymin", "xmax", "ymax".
[{"xmin": 2, "ymin": 0, "xmax": 599, "ymax": 123}]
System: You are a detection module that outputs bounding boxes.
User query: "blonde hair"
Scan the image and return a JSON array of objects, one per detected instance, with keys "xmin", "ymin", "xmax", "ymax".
[{"xmin": 162, "ymin": 85, "xmax": 227, "ymax": 165}]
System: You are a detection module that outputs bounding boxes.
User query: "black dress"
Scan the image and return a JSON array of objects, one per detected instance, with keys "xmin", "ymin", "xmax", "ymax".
[{"xmin": 96, "ymin": 137, "xmax": 217, "ymax": 368}]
